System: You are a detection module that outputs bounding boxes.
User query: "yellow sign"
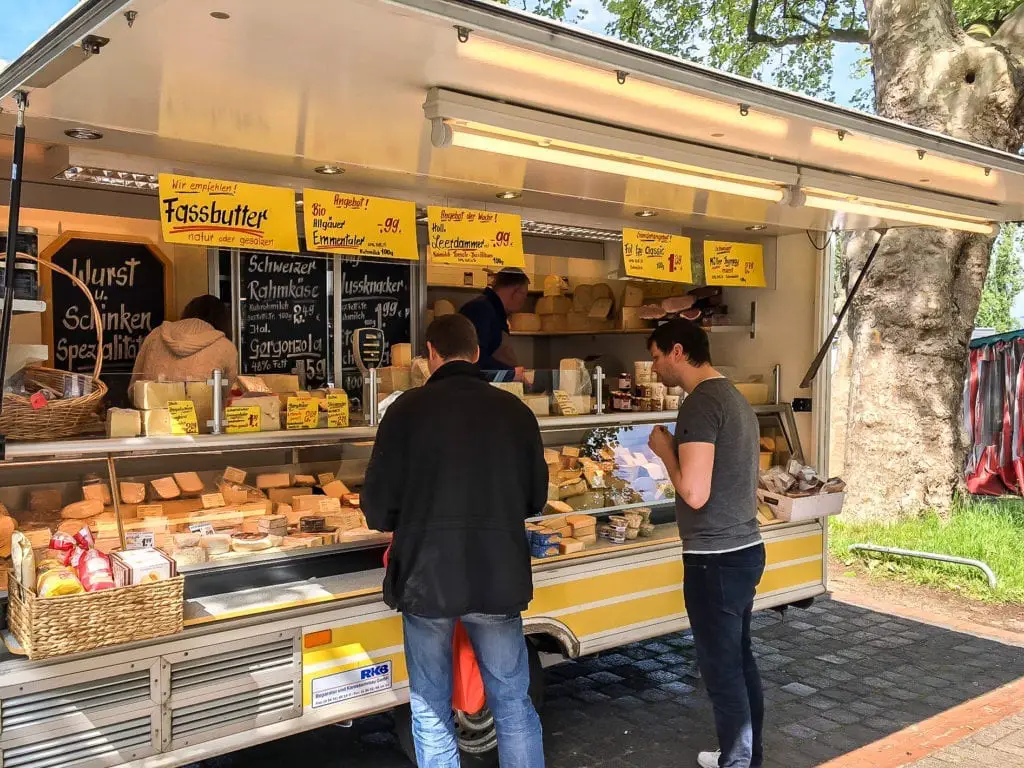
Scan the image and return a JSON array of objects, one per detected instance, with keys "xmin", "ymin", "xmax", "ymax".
[
  {"xmin": 303, "ymin": 190, "xmax": 418, "ymax": 260},
  {"xmin": 327, "ymin": 392, "xmax": 350, "ymax": 428},
  {"xmin": 703, "ymin": 241, "xmax": 766, "ymax": 287},
  {"xmin": 225, "ymin": 405, "xmax": 262, "ymax": 434},
  {"xmin": 426, "ymin": 206, "xmax": 525, "ymax": 268},
  {"xmin": 167, "ymin": 400, "xmax": 199, "ymax": 435},
  {"xmin": 287, "ymin": 397, "xmax": 320, "ymax": 430},
  {"xmin": 622, "ymin": 229, "xmax": 693, "ymax": 283},
  {"xmin": 158, "ymin": 174, "xmax": 299, "ymax": 252}
]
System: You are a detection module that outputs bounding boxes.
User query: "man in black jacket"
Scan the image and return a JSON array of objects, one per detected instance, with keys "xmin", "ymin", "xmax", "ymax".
[{"xmin": 363, "ymin": 313, "xmax": 547, "ymax": 768}]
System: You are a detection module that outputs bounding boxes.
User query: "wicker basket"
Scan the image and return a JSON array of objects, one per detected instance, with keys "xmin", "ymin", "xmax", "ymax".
[
  {"xmin": 7, "ymin": 574, "xmax": 184, "ymax": 660},
  {"xmin": 0, "ymin": 254, "xmax": 107, "ymax": 440}
]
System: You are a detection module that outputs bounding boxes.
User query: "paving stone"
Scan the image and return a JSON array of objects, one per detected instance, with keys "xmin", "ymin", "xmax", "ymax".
[
  {"xmin": 781, "ymin": 723, "xmax": 819, "ymax": 739},
  {"xmin": 781, "ymin": 682, "xmax": 818, "ymax": 697}
]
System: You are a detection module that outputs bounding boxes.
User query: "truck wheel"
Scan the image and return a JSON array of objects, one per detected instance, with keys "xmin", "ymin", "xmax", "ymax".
[{"xmin": 394, "ymin": 640, "xmax": 545, "ymax": 765}]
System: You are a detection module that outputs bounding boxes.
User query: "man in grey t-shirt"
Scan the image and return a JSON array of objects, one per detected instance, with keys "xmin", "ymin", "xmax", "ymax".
[{"xmin": 646, "ymin": 319, "xmax": 765, "ymax": 768}]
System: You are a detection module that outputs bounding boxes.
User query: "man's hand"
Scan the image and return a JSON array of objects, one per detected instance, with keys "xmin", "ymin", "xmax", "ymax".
[
  {"xmin": 648, "ymin": 425, "xmax": 675, "ymax": 462},
  {"xmin": 513, "ymin": 366, "xmax": 525, "ymax": 383}
]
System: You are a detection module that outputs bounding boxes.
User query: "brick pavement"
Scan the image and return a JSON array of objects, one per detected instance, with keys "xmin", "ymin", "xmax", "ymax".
[
  {"xmin": 913, "ymin": 713, "xmax": 1024, "ymax": 766},
  {"xmin": 191, "ymin": 597, "xmax": 1024, "ymax": 768}
]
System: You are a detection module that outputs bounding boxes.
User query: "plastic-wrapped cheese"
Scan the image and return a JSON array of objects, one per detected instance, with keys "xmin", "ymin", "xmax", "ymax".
[{"xmin": 509, "ymin": 313, "xmax": 541, "ymax": 332}]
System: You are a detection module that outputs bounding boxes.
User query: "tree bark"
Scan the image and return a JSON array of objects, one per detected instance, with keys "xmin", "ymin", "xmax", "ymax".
[{"xmin": 838, "ymin": 0, "xmax": 1024, "ymax": 520}]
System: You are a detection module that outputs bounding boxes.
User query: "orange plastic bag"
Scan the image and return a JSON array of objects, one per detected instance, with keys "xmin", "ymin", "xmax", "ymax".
[{"xmin": 383, "ymin": 544, "xmax": 486, "ymax": 715}]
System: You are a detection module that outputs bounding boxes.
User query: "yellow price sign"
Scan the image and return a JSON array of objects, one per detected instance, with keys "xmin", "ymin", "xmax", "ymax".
[
  {"xmin": 426, "ymin": 206, "xmax": 525, "ymax": 268},
  {"xmin": 286, "ymin": 397, "xmax": 320, "ymax": 430},
  {"xmin": 167, "ymin": 400, "xmax": 199, "ymax": 435},
  {"xmin": 224, "ymin": 405, "xmax": 262, "ymax": 433},
  {"xmin": 622, "ymin": 229, "xmax": 693, "ymax": 283},
  {"xmin": 703, "ymin": 240, "xmax": 766, "ymax": 287},
  {"xmin": 303, "ymin": 190, "xmax": 418, "ymax": 260},
  {"xmin": 158, "ymin": 174, "xmax": 299, "ymax": 252},
  {"xmin": 327, "ymin": 392, "xmax": 350, "ymax": 428}
]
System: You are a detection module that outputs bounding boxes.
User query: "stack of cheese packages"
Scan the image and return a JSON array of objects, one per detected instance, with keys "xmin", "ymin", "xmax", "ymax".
[{"xmin": 107, "ymin": 378, "xmax": 215, "ymax": 438}]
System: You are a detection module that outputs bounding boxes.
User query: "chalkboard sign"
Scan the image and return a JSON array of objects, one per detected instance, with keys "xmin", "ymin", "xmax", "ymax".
[
  {"xmin": 240, "ymin": 250, "xmax": 329, "ymax": 389},
  {"xmin": 44, "ymin": 234, "xmax": 171, "ymax": 408},
  {"xmin": 340, "ymin": 257, "xmax": 411, "ymax": 410}
]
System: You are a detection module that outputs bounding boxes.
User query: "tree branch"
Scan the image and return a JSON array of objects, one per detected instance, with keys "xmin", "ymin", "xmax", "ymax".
[
  {"xmin": 993, "ymin": 2, "xmax": 1024, "ymax": 61},
  {"xmin": 747, "ymin": 0, "xmax": 868, "ymax": 46}
]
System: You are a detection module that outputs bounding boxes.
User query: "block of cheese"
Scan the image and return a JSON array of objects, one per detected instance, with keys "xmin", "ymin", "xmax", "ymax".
[
  {"xmin": 509, "ymin": 313, "xmax": 541, "ymax": 333},
  {"xmin": 60, "ymin": 499, "xmax": 103, "ymax": 520},
  {"xmin": 379, "ymin": 366, "xmax": 411, "ymax": 393},
  {"xmin": 434, "ymin": 299, "xmax": 456, "ymax": 317},
  {"xmin": 543, "ymin": 274, "xmax": 563, "ymax": 297},
  {"xmin": 566, "ymin": 312, "xmax": 590, "ymax": 332},
  {"xmin": 523, "ymin": 394, "xmax": 550, "ymax": 417},
  {"xmin": 391, "ymin": 343, "xmax": 413, "ymax": 368},
  {"xmin": 559, "ymin": 358, "xmax": 588, "ymax": 396},
  {"xmin": 543, "ymin": 448, "xmax": 560, "ymax": 466},
  {"xmin": 322, "ymin": 480, "xmax": 351, "ymax": 499},
  {"xmin": 536, "ymin": 295, "xmax": 572, "ymax": 315},
  {"xmin": 23, "ymin": 526, "xmax": 52, "ymax": 549},
  {"xmin": 133, "ymin": 381, "xmax": 186, "ymax": 410},
  {"xmin": 151, "ymin": 477, "xmax": 181, "ymax": 500},
  {"xmin": 588, "ymin": 297, "xmax": 613, "ymax": 319},
  {"xmin": 546, "ymin": 500, "xmax": 574, "ymax": 515},
  {"xmin": 411, "ymin": 358, "xmax": 431, "ymax": 388},
  {"xmin": 491, "ymin": 382, "xmax": 525, "ymax": 398},
  {"xmin": 236, "ymin": 375, "xmax": 272, "ymax": 394},
  {"xmin": 261, "ymin": 374, "xmax": 301, "ymax": 393},
  {"xmin": 232, "ymin": 395, "xmax": 281, "ymax": 431},
  {"xmin": 591, "ymin": 283, "xmax": 614, "ymax": 301},
  {"xmin": 326, "ymin": 508, "xmax": 364, "ymax": 532},
  {"xmin": 541, "ymin": 314, "xmax": 569, "ymax": 333},
  {"xmin": 294, "ymin": 474, "xmax": 317, "ymax": 487},
  {"xmin": 185, "ymin": 382, "xmax": 213, "ymax": 434},
  {"xmin": 142, "ymin": 408, "xmax": 173, "ymax": 437},
  {"xmin": 106, "ymin": 408, "xmax": 142, "ymax": 438},
  {"xmin": 268, "ymin": 487, "xmax": 313, "ymax": 505},
  {"xmin": 82, "ymin": 481, "xmax": 112, "ymax": 506},
  {"xmin": 621, "ymin": 307, "xmax": 652, "ymax": 330},
  {"xmin": 295, "ymin": 495, "xmax": 342, "ymax": 515},
  {"xmin": 735, "ymin": 383, "xmax": 770, "ymax": 405},
  {"xmin": 559, "ymin": 537, "xmax": 585, "ymax": 555},
  {"xmin": 256, "ymin": 473, "xmax": 291, "ymax": 490},
  {"xmin": 173, "ymin": 472, "xmax": 205, "ymax": 495},
  {"xmin": 572, "ymin": 284, "xmax": 595, "ymax": 314},
  {"xmin": 623, "ymin": 284, "xmax": 645, "ymax": 308},
  {"xmin": 30, "ymin": 489, "xmax": 63, "ymax": 514}
]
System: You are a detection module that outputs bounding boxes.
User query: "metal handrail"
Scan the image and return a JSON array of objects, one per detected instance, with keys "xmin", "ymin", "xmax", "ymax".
[{"xmin": 848, "ymin": 543, "xmax": 997, "ymax": 589}]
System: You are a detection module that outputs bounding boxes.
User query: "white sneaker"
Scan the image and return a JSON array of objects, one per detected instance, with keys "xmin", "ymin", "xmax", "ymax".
[{"xmin": 697, "ymin": 750, "xmax": 721, "ymax": 768}]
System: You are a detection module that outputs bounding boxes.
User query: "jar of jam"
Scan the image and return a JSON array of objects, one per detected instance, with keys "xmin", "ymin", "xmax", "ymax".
[
  {"xmin": 617, "ymin": 372, "xmax": 633, "ymax": 391},
  {"xmin": 611, "ymin": 390, "xmax": 633, "ymax": 411}
]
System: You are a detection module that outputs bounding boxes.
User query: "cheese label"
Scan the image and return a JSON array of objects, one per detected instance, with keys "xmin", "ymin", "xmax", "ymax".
[
  {"xmin": 201, "ymin": 492, "xmax": 226, "ymax": 510},
  {"xmin": 703, "ymin": 240, "xmax": 766, "ymax": 287},
  {"xmin": 303, "ymin": 190, "xmax": 418, "ymax": 260},
  {"xmin": 553, "ymin": 390, "xmax": 579, "ymax": 416},
  {"xmin": 225, "ymin": 405, "xmax": 262, "ymax": 433},
  {"xmin": 287, "ymin": 397, "xmax": 321, "ymax": 430},
  {"xmin": 223, "ymin": 466, "xmax": 247, "ymax": 484},
  {"xmin": 125, "ymin": 531, "xmax": 155, "ymax": 549},
  {"xmin": 317, "ymin": 472, "xmax": 336, "ymax": 486},
  {"xmin": 167, "ymin": 401, "xmax": 200, "ymax": 435},
  {"xmin": 327, "ymin": 392, "xmax": 350, "ymax": 428},
  {"xmin": 426, "ymin": 206, "xmax": 525, "ymax": 268},
  {"xmin": 189, "ymin": 522, "xmax": 216, "ymax": 536},
  {"xmin": 622, "ymin": 228, "xmax": 694, "ymax": 283},
  {"xmin": 138, "ymin": 504, "xmax": 165, "ymax": 517}
]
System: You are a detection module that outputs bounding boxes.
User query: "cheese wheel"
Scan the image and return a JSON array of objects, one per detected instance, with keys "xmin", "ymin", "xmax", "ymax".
[
  {"xmin": 536, "ymin": 296, "xmax": 572, "ymax": 315},
  {"xmin": 543, "ymin": 275, "xmax": 563, "ymax": 297},
  {"xmin": 392, "ymin": 343, "xmax": 413, "ymax": 368},
  {"xmin": 231, "ymin": 533, "xmax": 273, "ymax": 553},
  {"xmin": 509, "ymin": 313, "xmax": 542, "ymax": 332},
  {"xmin": 434, "ymin": 299, "xmax": 456, "ymax": 317},
  {"xmin": 61, "ymin": 499, "xmax": 104, "ymax": 520},
  {"xmin": 572, "ymin": 284, "xmax": 595, "ymax": 314},
  {"xmin": 567, "ymin": 312, "xmax": 589, "ymax": 331},
  {"xmin": 541, "ymin": 314, "xmax": 569, "ymax": 333}
]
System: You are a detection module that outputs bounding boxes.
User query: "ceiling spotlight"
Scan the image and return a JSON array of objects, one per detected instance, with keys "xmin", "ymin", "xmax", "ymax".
[
  {"xmin": 64, "ymin": 128, "xmax": 103, "ymax": 140},
  {"xmin": 635, "ymin": 210, "xmax": 657, "ymax": 218},
  {"xmin": 210, "ymin": 11, "xmax": 230, "ymax": 19},
  {"xmin": 496, "ymin": 191, "xmax": 521, "ymax": 200},
  {"xmin": 746, "ymin": 224, "xmax": 768, "ymax": 231},
  {"xmin": 314, "ymin": 165, "xmax": 344, "ymax": 175}
]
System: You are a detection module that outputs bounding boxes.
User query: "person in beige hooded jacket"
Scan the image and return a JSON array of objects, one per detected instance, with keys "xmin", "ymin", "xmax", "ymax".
[{"xmin": 130, "ymin": 295, "xmax": 238, "ymax": 389}]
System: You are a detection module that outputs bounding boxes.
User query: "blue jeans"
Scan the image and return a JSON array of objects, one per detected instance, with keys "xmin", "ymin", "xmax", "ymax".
[
  {"xmin": 402, "ymin": 612, "xmax": 545, "ymax": 768},
  {"xmin": 683, "ymin": 544, "xmax": 766, "ymax": 768}
]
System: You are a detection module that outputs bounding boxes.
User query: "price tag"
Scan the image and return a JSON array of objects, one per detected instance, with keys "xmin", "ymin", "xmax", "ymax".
[
  {"xmin": 225, "ymin": 405, "xmax": 262, "ymax": 433},
  {"xmin": 553, "ymin": 390, "xmax": 579, "ymax": 416},
  {"xmin": 29, "ymin": 391, "xmax": 48, "ymax": 410},
  {"xmin": 622, "ymin": 228, "xmax": 693, "ymax": 283},
  {"xmin": 223, "ymin": 466, "xmax": 247, "ymax": 484},
  {"xmin": 303, "ymin": 190, "xmax": 418, "ymax": 260},
  {"xmin": 286, "ymin": 397, "xmax": 320, "ymax": 430},
  {"xmin": 167, "ymin": 400, "xmax": 199, "ymax": 435},
  {"xmin": 327, "ymin": 392, "xmax": 350, "ymax": 428},
  {"xmin": 189, "ymin": 522, "xmax": 215, "ymax": 536},
  {"xmin": 317, "ymin": 472, "xmax": 336, "ymax": 486},
  {"xmin": 138, "ymin": 504, "xmax": 165, "ymax": 517},
  {"xmin": 703, "ymin": 240, "xmax": 766, "ymax": 287},
  {"xmin": 126, "ymin": 531, "xmax": 155, "ymax": 549},
  {"xmin": 426, "ymin": 206, "xmax": 525, "ymax": 268},
  {"xmin": 201, "ymin": 492, "xmax": 226, "ymax": 510}
]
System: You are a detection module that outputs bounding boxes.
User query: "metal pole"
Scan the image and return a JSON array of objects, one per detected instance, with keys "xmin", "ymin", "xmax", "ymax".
[
  {"xmin": 208, "ymin": 368, "xmax": 225, "ymax": 434},
  {"xmin": 0, "ymin": 91, "xmax": 29, "ymax": 425},
  {"xmin": 848, "ymin": 543, "xmax": 997, "ymax": 589},
  {"xmin": 593, "ymin": 365, "xmax": 604, "ymax": 415},
  {"xmin": 368, "ymin": 368, "xmax": 380, "ymax": 427}
]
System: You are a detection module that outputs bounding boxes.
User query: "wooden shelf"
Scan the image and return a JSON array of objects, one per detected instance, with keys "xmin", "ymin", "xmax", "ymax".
[{"xmin": 510, "ymin": 329, "xmax": 653, "ymax": 337}]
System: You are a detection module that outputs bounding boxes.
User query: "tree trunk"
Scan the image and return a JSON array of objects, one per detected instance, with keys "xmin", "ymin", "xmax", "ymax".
[{"xmin": 840, "ymin": 2, "xmax": 1024, "ymax": 520}]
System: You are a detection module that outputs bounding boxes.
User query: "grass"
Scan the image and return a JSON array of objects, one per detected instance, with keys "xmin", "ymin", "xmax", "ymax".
[{"xmin": 828, "ymin": 496, "xmax": 1024, "ymax": 604}]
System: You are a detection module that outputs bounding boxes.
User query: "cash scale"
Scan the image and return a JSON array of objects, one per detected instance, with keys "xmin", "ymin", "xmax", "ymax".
[{"xmin": 352, "ymin": 327, "xmax": 385, "ymax": 425}]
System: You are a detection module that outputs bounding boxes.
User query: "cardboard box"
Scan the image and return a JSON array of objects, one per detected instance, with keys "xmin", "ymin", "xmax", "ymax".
[{"xmin": 756, "ymin": 489, "xmax": 845, "ymax": 522}]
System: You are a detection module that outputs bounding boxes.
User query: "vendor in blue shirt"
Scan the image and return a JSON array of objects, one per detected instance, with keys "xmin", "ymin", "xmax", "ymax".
[{"xmin": 459, "ymin": 268, "xmax": 529, "ymax": 382}]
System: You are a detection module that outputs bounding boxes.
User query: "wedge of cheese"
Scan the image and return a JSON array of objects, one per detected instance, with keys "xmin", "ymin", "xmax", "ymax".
[
  {"xmin": 106, "ymin": 408, "xmax": 142, "ymax": 438},
  {"xmin": 173, "ymin": 472, "xmax": 205, "ymax": 495},
  {"xmin": 261, "ymin": 374, "xmax": 301, "ymax": 393},
  {"xmin": 142, "ymin": 408, "xmax": 173, "ymax": 437},
  {"xmin": 133, "ymin": 381, "xmax": 187, "ymax": 410},
  {"xmin": 120, "ymin": 482, "xmax": 146, "ymax": 505},
  {"xmin": 151, "ymin": 477, "xmax": 181, "ymax": 500},
  {"xmin": 256, "ymin": 473, "xmax": 291, "ymax": 490},
  {"xmin": 231, "ymin": 395, "xmax": 281, "ymax": 431},
  {"xmin": 322, "ymin": 480, "xmax": 351, "ymax": 499},
  {"xmin": 185, "ymin": 382, "xmax": 214, "ymax": 434}
]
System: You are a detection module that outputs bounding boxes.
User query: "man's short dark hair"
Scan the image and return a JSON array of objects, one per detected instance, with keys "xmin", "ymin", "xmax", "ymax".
[
  {"xmin": 426, "ymin": 314, "xmax": 480, "ymax": 360},
  {"xmin": 492, "ymin": 268, "xmax": 529, "ymax": 291},
  {"xmin": 648, "ymin": 319, "xmax": 712, "ymax": 366}
]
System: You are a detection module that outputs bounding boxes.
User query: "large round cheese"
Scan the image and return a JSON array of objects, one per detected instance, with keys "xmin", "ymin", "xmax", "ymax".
[
  {"xmin": 231, "ymin": 533, "xmax": 273, "ymax": 553},
  {"xmin": 434, "ymin": 299, "xmax": 456, "ymax": 317},
  {"xmin": 509, "ymin": 313, "xmax": 542, "ymax": 332}
]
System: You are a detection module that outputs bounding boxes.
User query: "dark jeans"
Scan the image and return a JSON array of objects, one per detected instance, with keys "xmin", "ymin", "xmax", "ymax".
[{"xmin": 684, "ymin": 544, "xmax": 766, "ymax": 768}]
